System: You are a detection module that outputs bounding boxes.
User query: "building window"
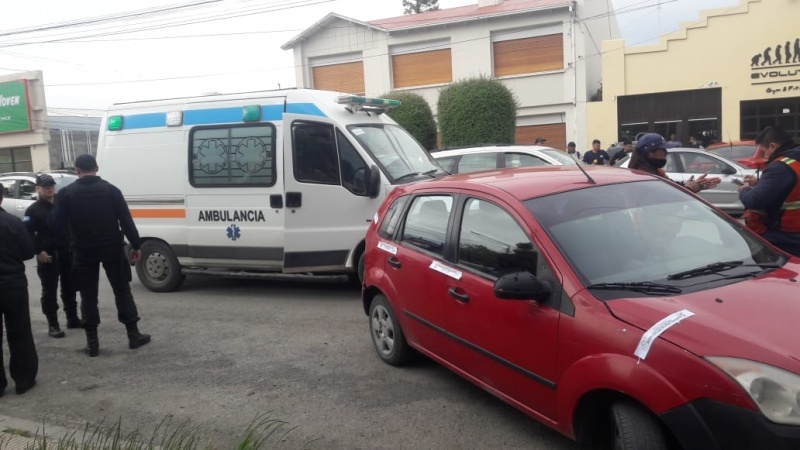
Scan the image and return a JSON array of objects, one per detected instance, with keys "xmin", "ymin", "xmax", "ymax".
[
  {"xmin": 0, "ymin": 147, "xmax": 33, "ymax": 173},
  {"xmin": 312, "ymin": 61, "xmax": 365, "ymax": 95},
  {"xmin": 392, "ymin": 49, "xmax": 453, "ymax": 88},
  {"xmin": 189, "ymin": 124, "xmax": 276, "ymax": 187},
  {"xmin": 741, "ymin": 97, "xmax": 800, "ymax": 142},
  {"xmin": 493, "ymin": 34, "xmax": 564, "ymax": 77}
]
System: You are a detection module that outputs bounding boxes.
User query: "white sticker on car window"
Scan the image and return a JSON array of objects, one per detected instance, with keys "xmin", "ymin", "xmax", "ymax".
[
  {"xmin": 634, "ymin": 309, "xmax": 694, "ymax": 360},
  {"xmin": 429, "ymin": 261, "xmax": 462, "ymax": 280},
  {"xmin": 377, "ymin": 241, "xmax": 397, "ymax": 255},
  {"xmin": 373, "ymin": 212, "xmax": 379, "ymax": 223},
  {"xmin": 352, "ymin": 128, "xmax": 365, "ymax": 136}
]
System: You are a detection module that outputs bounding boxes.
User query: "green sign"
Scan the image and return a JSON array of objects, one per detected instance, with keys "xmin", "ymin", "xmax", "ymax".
[{"xmin": 0, "ymin": 80, "xmax": 32, "ymax": 134}]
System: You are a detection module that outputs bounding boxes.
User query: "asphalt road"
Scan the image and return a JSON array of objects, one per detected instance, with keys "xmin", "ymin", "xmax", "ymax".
[{"xmin": 1, "ymin": 261, "xmax": 581, "ymax": 450}]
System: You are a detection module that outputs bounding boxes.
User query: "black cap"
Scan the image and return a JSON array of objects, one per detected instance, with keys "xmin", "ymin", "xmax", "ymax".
[
  {"xmin": 74, "ymin": 154, "xmax": 98, "ymax": 171},
  {"xmin": 567, "ymin": 141, "xmax": 576, "ymax": 147},
  {"xmin": 35, "ymin": 174, "xmax": 56, "ymax": 187},
  {"xmin": 534, "ymin": 137, "xmax": 546, "ymax": 144}
]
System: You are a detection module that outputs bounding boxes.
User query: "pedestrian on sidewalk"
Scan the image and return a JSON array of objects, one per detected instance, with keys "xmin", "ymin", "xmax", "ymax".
[
  {"xmin": 51, "ymin": 154, "xmax": 151, "ymax": 357},
  {"xmin": 24, "ymin": 174, "xmax": 84, "ymax": 338},
  {"xmin": 0, "ymin": 183, "xmax": 38, "ymax": 396}
]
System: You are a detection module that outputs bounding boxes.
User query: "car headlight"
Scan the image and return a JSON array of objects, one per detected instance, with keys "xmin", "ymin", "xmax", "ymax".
[{"xmin": 707, "ymin": 356, "xmax": 800, "ymax": 425}]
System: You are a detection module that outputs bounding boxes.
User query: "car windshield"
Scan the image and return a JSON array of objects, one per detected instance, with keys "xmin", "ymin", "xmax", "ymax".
[
  {"xmin": 540, "ymin": 149, "xmax": 579, "ymax": 165},
  {"xmin": 524, "ymin": 180, "xmax": 784, "ymax": 297},
  {"xmin": 709, "ymin": 145, "xmax": 757, "ymax": 160},
  {"xmin": 347, "ymin": 124, "xmax": 441, "ymax": 183}
]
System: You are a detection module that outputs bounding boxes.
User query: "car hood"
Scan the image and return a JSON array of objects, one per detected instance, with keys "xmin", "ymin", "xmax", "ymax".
[{"xmin": 606, "ymin": 262, "xmax": 800, "ymax": 373}]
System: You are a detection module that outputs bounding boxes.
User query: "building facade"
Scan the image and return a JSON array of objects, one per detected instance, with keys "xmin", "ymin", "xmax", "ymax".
[
  {"xmin": 282, "ymin": 0, "xmax": 619, "ymax": 151},
  {"xmin": 588, "ymin": 0, "xmax": 800, "ymax": 147},
  {"xmin": 47, "ymin": 114, "xmax": 101, "ymax": 170},
  {"xmin": 0, "ymin": 70, "xmax": 50, "ymax": 173}
]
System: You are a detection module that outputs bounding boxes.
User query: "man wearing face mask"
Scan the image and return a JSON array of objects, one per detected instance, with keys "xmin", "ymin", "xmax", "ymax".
[
  {"xmin": 629, "ymin": 133, "xmax": 720, "ymax": 193},
  {"xmin": 739, "ymin": 125, "xmax": 800, "ymax": 256}
]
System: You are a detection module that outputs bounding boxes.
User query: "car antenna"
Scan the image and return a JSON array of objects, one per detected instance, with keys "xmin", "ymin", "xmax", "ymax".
[{"xmin": 574, "ymin": 159, "xmax": 596, "ymax": 184}]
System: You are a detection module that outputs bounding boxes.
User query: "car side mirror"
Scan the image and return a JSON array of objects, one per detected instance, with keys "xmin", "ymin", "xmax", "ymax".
[
  {"xmin": 721, "ymin": 167, "xmax": 736, "ymax": 175},
  {"xmin": 367, "ymin": 165, "xmax": 381, "ymax": 199},
  {"xmin": 494, "ymin": 271, "xmax": 551, "ymax": 302}
]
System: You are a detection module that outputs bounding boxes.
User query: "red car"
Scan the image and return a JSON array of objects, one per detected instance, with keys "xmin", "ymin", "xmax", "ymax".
[
  {"xmin": 362, "ymin": 166, "xmax": 800, "ymax": 450},
  {"xmin": 706, "ymin": 140, "xmax": 766, "ymax": 170}
]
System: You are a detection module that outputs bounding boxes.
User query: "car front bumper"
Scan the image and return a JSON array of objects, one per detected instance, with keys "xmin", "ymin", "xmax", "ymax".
[{"xmin": 660, "ymin": 399, "xmax": 800, "ymax": 450}]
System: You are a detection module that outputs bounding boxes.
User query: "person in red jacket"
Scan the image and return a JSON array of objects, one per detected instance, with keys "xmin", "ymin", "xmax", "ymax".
[{"xmin": 739, "ymin": 126, "xmax": 800, "ymax": 256}]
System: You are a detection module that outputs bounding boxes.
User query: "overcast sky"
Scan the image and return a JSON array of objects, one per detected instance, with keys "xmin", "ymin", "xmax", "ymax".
[{"xmin": 0, "ymin": 0, "xmax": 738, "ymax": 112}]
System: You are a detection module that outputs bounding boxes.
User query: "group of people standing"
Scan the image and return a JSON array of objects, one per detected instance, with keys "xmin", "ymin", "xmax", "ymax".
[{"xmin": 0, "ymin": 154, "xmax": 150, "ymax": 398}]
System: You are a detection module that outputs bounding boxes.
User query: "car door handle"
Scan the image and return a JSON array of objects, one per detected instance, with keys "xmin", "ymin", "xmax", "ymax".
[
  {"xmin": 387, "ymin": 257, "xmax": 401, "ymax": 269},
  {"xmin": 448, "ymin": 287, "xmax": 469, "ymax": 303}
]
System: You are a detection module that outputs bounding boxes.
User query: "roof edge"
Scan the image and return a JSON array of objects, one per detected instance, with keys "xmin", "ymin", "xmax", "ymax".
[
  {"xmin": 281, "ymin": 13, "xmax": 386, "ymax": 50},
  {"xmin": 373, "ymin": 4, "xmax": 571, "ymax": 33}
]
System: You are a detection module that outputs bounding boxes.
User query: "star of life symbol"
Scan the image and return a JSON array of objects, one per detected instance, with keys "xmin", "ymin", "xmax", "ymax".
[{"xmin": 226, "ymin": 224, "xmax": 241, "ymax": 241}]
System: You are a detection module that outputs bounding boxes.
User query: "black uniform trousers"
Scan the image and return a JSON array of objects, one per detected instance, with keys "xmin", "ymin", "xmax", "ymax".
[
  {"xmin": 36, "ymin": 248, "xmax": 78, "ymax": 318},
  {"xmin": 72, "ymin": 246, "xmax": 139, "ymax": 328},
  {"xmin": 0, "ymin": 287, "xmax": 38, "ymax": 393}
]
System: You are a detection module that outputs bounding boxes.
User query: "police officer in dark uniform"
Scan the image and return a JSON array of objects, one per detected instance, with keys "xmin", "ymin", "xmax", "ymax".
[
  {"xmin": 0, "ymin": 183, "xmax": 38, "ymax": 396},
  {"xmin": 24, "ymin": 174, "xmax": 83, "ymax": 338},
  {"xmin": 51, "ymin": 154, "xmax": 151, "ymax": 357}
]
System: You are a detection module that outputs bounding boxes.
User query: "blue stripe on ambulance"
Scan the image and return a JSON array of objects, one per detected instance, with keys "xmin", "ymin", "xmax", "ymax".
[{"xmin": 119, "ymin": 103, "xmax": 327, "ymax": 130}]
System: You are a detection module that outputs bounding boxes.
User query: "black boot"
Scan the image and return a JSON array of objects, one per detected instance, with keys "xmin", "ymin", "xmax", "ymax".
[
  {"xmin": 46, "ymin": 313, "xmax": 65, "ymax": 338},
  {"xmin": 65, "ymin": 311, "xmax": 84, "ymax": 329},
  {"xmin": 125, "ymin": 323, "xmax": 151, "ymax": 350},
  {"xmin": 84, "ymin": 327, "xmax": 99, "ymax": 357}
]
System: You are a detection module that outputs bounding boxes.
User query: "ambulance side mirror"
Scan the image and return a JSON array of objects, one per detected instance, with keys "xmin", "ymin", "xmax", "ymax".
[{"xmin": 367, "ymin": 165, "xmax": 381, "ymax": 199}]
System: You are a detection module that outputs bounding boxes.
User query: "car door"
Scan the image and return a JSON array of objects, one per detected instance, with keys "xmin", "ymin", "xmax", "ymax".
[
  {"xmin": 0, "ymin": 178, "xmax": 22, "ymax": 218},
  {"xmin": 389, "ymin": 194, "xmax": 455, "ymax": 360},
  {"xmin": 444, "ymin": 196, "xmax": 561, "ymax": 419},
  {"xmin": 674, "ymin": 150, "xmax": 741, "ymax": 208},
  {"xmin": 16, "ymin": 178, "xmax": 36, "ymax": 217}
]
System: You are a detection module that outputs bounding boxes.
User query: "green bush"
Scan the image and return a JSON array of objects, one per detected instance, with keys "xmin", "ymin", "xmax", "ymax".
[
  {"xmin": 379, "ymin": 92, "xmax": 438, "ymax": 150},
  {"xmin": 437, "ymin": 77, "xmax": 518, "ymax": 148}
]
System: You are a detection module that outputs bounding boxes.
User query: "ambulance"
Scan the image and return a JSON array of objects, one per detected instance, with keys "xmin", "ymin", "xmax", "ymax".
[{"xmin": 96, "ymin": 89, "xmax": 446, "ymax": 292}]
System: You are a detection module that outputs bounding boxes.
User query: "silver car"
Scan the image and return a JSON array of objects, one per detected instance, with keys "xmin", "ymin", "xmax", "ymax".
[
  {"xmin": 0, "ymin": 171, "xmax": 78, "ymax": 219},
  {"xmin": 617, "ymin": 148, "xmax": 757, "ymax": 215},
  {"xmin": 431, "ymin": 145, "xmax": 580, "ymax": 174}
]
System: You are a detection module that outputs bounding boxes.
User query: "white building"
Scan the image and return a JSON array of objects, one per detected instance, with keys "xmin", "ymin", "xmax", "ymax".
[{"xmin": 282, "ymin": 0, "xmax": 619, "ymax": 150}]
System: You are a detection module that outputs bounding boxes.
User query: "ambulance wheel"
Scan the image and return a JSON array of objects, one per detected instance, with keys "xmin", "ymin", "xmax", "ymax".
[{"xmin": 136, "ymin": 240, "xmax": 185, "ymax": 292}]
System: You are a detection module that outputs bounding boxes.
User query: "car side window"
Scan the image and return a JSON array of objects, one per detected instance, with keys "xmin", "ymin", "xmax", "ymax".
[
  {"xmin": 337, "ymin": 130, "xmax": 369, "ymax": 195},
  {"xmin": 293, "ymin": 122, "xmax": 341, "ymax": 185},
  {"xmin": 189, "ymin": 124, "xmax": 276, "ymax": 187},
  {"xmin": 1, "ymin": 179, "xmax": 18, "ymax": 198},
  {"xmin": 458, "ymin": 198, "xmax": 537, "ymax": 278},
  {"xmin": 457, "ymin": 153, "xmax": 498, "ymax": 174},
  {"xmin": 505, "ymin": 153, "xmax": 548, "ymax": 168},
  {"xmin": 401, "ymin": 195, "xmax": 453, "ymax": 255},
  {"xmin": 665, "ymin": 154, "xmax": 678, "ymax": 173},
  {"xmin": 378, "ymin": 196, "xmax": 410, "ymax": 239},
  {"xmin": 18, "ymin": 180, "xmax": 36, "ymax": 200},
  {"xmin": 435, "ymin": 156, "xmax": 458, "ymax": 173},
  {"xmin": 677, "ymin": 153, "xmax": 728, "ymax": 174}
]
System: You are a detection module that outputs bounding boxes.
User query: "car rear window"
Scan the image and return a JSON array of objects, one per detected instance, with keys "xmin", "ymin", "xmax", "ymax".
[{"xmin": 709, "ymin": 145, "xmax": 756, "ymax": 160}]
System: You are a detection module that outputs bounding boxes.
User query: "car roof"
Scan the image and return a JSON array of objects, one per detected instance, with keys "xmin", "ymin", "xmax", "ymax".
[
  {"xmin": 0, "ymin": 171, "xmax": 77, "ymax": 178},
  {"xmin": 398, "ymin": 166, "xmax": 654, "ymax": 201},
  {"xmin": 431, "ymin": 145, "xmax": 556, "ymax": 157},
  {"xmin": 707, "ymin": 141, "xmax": 756, "ymax": 149}
]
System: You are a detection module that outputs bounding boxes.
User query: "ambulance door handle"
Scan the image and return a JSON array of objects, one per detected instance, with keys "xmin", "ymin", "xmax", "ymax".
[
  {"xmin": 286, "ymin": 192, "xmax": 302, "ymax": 208},
  {"xmin": 270, "ymin": 194, "xmax": 283, "ymax": 209}
]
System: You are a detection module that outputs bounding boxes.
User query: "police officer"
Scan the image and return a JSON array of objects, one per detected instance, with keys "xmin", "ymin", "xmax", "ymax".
[
  {"xmin": 51, "ymin": 154, "xmax": 151, "ymax": 357},
  {"xmin": 0, "ymin": 183, "xmax": 38, "ymax": 396},
  {"xmin": 24, "ymin": 174, "xmax": 83, "ymax": 338}
]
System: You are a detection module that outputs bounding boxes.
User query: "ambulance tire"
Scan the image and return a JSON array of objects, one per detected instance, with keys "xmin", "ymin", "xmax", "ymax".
[{"xmin": 136, "ymin": 240, "xmax": 185, "ymax": 292}]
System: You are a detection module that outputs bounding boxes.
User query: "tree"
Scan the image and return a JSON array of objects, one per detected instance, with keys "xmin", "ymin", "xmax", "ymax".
[
  {"xmin": 380, "ymin": 91, "xmax": 438, "ymax": 150},
  {"xmin": 437, "ymin": 77, "xmax": 518, "ymax": 148},
  {"xmin": 403, "ymin": 0, "xmax": 439, "ymax": 15}
]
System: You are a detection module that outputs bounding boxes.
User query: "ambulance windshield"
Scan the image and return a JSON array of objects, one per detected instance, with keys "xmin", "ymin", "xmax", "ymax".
[{"xmin": 347, "ymin": 124, "xmax": 443, "ymax": 183}]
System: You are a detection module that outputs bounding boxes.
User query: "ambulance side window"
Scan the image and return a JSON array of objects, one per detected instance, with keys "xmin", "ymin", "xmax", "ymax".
[
  {"xmin": 292, "ymin": 122, "xmax": 341, "ymax": 185},
  {"xmin": 189, "ymin": 124, "xmax": 276, "ymax": 187},
  {"xmin": 337, "ymin": 130, "xmax": 369, "ymax": 196}
]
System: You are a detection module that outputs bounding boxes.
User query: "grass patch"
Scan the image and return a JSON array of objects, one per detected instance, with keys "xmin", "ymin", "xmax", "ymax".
[{"xmin": 2, "ymin": 413, "xmax": 301, "ymax": 450}]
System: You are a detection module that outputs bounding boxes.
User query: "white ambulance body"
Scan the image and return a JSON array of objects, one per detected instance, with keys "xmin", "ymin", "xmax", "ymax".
[{"xmin": 97, "ymin": 89, "xmax": 444, "ymax": 292}]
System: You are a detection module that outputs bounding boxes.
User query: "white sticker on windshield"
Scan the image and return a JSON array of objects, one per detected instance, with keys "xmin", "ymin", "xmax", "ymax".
[
  {"xmin": 377, "ymin": 241, "xmax": 397, "ymax": 255},
  {"xmin": 352, "ymin": 128, "xmax": 365, "ymax": 136},
  {"xmin": 634, "ymin": 309, "xmax": 694, "ymax": 360},
  {"xmin": 429, "ymin": 261, "xmax": 462, "ymax": 280}
]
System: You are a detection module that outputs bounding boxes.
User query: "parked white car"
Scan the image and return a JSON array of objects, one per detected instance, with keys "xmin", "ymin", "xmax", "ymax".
[
  {"xmin": 616, "ymin": 147, "xmax": 757, "ymax": 215},
  {"xmin": 0, "ymin": 171, "xmax": 78, "ymax": 219},
  {"xmin": 431, "ymin": 145, "xmax": 580, "ymax": 174}
]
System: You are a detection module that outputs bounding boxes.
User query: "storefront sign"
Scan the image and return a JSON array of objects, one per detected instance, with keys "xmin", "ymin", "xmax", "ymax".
[
  {"xmin": 766, "ymin": 85, "xmax": 800, "ymax": 95},
  {"xmin": 750, "ymin": 38, "xmax": 800, "ymax": 87},
  {"xmin": 0, "ymin": 80, "xmax": 32, "ymax": 134}
]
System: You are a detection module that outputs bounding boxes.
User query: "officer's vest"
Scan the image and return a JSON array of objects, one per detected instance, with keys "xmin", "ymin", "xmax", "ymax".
[{"xmin": 745, "ymin": 156, "xmax": 800, "ymax": 234}]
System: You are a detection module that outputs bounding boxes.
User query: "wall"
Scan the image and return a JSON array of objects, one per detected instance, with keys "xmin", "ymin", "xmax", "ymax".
[{"xmin": 0, "ymin": 70, "xmax": 50, "ymax": 172}]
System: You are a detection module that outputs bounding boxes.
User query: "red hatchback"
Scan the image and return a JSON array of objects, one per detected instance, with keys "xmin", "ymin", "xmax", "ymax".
[
  {"xmin": 362, "ymin": 166, "xmax": 800, "ymax": 450},
  {"xmin": 706, "ymin": 140, "xmax": 766, "ymax": 170}
]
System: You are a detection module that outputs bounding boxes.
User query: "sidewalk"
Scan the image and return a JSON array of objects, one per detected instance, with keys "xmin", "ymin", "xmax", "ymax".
[{"xmin": 0, "ymin": 414, "xmax": 72, "ymax": 450}]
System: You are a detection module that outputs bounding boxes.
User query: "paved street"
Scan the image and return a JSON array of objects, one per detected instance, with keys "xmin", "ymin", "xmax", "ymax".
[{"xmin": 1, "ymin": 261, "xmax": 580, "ymax": 450}]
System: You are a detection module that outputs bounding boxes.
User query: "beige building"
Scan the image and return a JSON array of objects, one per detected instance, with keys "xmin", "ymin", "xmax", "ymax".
[
  {"xmin": 588, "ymin": 0, "xmax": 800, "ymax": 149},
  {"xmin": 282, "ymin": 0, "xmax": 620, "ymax": 151},
  {"xmin": 0, "ymin": 70, "xmax": 50, "ymax": 172}
]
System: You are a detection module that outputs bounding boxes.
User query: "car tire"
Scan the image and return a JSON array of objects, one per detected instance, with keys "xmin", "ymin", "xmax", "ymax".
[
  {"xmin": 136, "ymin": 240, "xmax": 185, "ymax": 292},
  {"xmin": 610, "ymin": 400, "xmax": 669, "ymax": 450},
  {"xmin": 357, "ymin": 252, "xmax": 365, "ymax": 284},
  {"xmin": 369, "ymin": 295, "xmax": 412, "ymax": 366}
]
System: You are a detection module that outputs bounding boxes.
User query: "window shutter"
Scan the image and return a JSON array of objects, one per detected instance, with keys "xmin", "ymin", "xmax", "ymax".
[
  {"xmin": 493, "ymin": 34, "xmax": 564, "ymax": 77},
  {"xmin": 312, "ymin": 62, "xmax": 365, "ymax": 95},
  {"xmin": 392, "ymin": 49, "xmax": 452, "ymax": 88}
]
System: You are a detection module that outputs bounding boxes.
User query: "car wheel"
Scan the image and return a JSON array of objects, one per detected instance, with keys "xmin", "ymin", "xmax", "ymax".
[
  {"xmin": 611, "ymin": 401, "xmax": 669, "ymax": 450},
  {"xmin": 136, "ymin": 240, "xmax": 185, "ymax": 292},
  {"xmin": 357, "ymin": 252, "xmax": 365, "ymax": 284},
  {"xmin": 369, "ymin": 295, "xmax": 412, "ymax": 366}
]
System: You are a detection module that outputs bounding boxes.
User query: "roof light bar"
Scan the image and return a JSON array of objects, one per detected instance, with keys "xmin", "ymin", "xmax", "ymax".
[
  {"xmin": 336, "ymin": 95, "xmax": 401, "ymax": 110},
  {"xmin": 107, "ymin": 115, "xmax": 123, "ymax": 131}
]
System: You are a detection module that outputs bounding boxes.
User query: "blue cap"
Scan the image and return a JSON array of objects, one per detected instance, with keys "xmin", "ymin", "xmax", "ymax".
[{"xmin": 635, "ymin": 133, "xmax": 667, "ymax": 158}]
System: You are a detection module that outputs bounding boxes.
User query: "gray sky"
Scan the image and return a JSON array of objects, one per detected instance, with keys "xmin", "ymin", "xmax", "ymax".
[{"xmin": 0, "ymin": 0, "xmax": 738, "ymax": 111}]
